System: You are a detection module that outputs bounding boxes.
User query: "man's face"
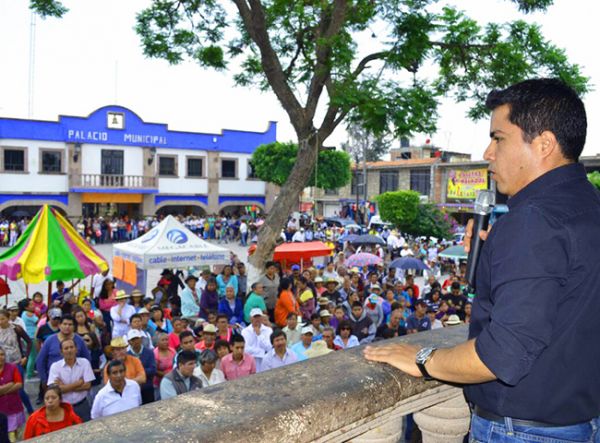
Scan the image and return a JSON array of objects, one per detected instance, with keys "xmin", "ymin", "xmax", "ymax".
[
  {"xmin": 389, "ymin": 311, "xmax": 402, "ymax": 328},
  {"xmin": 204, "ymin": 333, "xmax": 215, "ymax": 346},
  {"xmin": 232, "ymin": 342, "xmax": 245, "ymax": 359},
  {"xmin": 311, "ymin": 317, "xmax": 321, "ymax": 328},
  {"xmin": 287, "ymin": 316, "xmax": 297, "ymax": 329},
  {"xmin": 187, "ymin": 279, "xmax": 196, "ymax": 290},
  {"xmin": 225, "ymin": 286, "xmax": 235, "ymax": 300},
  {"xmin": 451, "ymin": 288, "xmax": 461, "ymax": 297},
  {"xmin": 108, "ymin": 365, "xmax": 126, "ymax": 388},
  {"xmin": 370, "ymin": 274, "xmax": 378, "ymax": 283},
  {"xmin": 61, "ymin": 340, "xmax": 77, "ymax": 360},
  {"xmin": 427, "ymin": 311, "xmax": 436, "ymax": 322},
  {"xmin": 254, "ymin": 284, "xmax": 264, "ymax": 295},
  {"xmin": 112, "ymin": 347, "xmax": 127, "ymax": 361},
  {"xmin": 216, "ymin": 346, "xmax": 230, "ymax": 359},
  {"xmin": 140, "ymin": 314, "xmax": 149, "ymax": 326},
  {"xmin": 131, "ymin": 317, "xmax": 142, "ymax": 330},
  {"xmin": 416, "ymin": 304, "xmax": 426, "ymax": 315},
  {"xmin": 352, "ymin": 306, "xmax": 362, "ymax": 318},
  {"xmin": 484, "ymin": 104, "xmax": 538, "ymax": 197},
  {"xmin": 251, "ymin": 315, "xmax": 263, "ymax": 327},
  {"xmin": 272, "ymin": 335, "xmax": 287, "ymax": 352},
  {"xmin": 322, "ymin": 331, "xmax": 334, "ymax": 346},
  {"xmin": 217, "ymin": 317, "xmax": 228, "ymax": 330},
  {"xmin": 238, "ymin": 265, "xmax": 246, "ymax": 276},
  {"xmin": 301, "ymin": 333, "xmax": 313, "ymax": 346},
  {"xmin": 59, "ymin": 320, "xmax": 74, "ymax": 336},
  {"xmin": 181, "ymin": 335, "xmax": 195, "ymax": 352},
  {"xmin": 129, "ymin": 337, "xmax": 142, "ymax": 352},
  {"xmin": 179, "ymin": 360, "xmax": 196, "ymax": 378}
]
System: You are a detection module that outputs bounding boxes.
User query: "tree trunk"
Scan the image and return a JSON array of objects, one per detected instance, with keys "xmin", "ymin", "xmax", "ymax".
[{"xmin": 249, "ymin": 133, "xmax": 320, "ymax": 277}]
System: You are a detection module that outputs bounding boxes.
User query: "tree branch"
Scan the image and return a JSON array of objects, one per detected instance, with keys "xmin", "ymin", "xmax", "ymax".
[
  {"xmin": 233, "ymin": 0, "xmax": 307, "ymax": 133},
  {"xmin": 304, "ymin": 0, "xmax": 348, "ymax": 121}
]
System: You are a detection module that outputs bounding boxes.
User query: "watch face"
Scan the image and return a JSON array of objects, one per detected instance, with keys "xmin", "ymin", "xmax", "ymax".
[{"xmin": 416, "ymin": 347, "xmax": 435, "ymax": 364}]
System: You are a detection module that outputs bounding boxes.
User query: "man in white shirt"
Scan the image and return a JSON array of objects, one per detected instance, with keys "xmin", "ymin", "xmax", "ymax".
[
  {"xmin": 291, "ymin": 228, "xmax": 305, "ymax": 243},
  {"xmin": 91, "ymin": 360, "xmax": 141, "ymax": 420},
  {"xmin": 47, "ymin": 338, "xmax": 96, "ymax": 421},
  {"xmin": 241, "ymin": 308, "xmax": 273, "ymax": 371},
  {"xmin": 260, "ymin": 329, "xmax": 298, "ymax": 372}
]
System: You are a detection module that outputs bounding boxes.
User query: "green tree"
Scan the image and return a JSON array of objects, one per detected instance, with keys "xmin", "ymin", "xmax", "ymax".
[
  {"xmin": 588, "ymin": 171, "xmax": 600, "ymax": 190},
  {"xmin": 376, "ymin": 191, "xmax": 420, "ymax": 232},
  {"xmin": 343, "ymin": 122, "xmax": 392, "ymax": 163},
  {"xmin": 31, "ymin": 0, "xmax": 589, "ymax": 270},
  {"xmin": 251, "ymin": 142, "xmax": 351, "ymax": 189},
  {"xmin": 406, "ymin": 204, "xmax": 452, "ymax": 239}
]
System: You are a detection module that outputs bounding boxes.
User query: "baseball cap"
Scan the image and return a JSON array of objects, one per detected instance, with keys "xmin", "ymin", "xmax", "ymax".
[
  {"xmin": 301, "ymin": 326, "xmax": 314, "ymax": 335},
  {"xmin": 6, "ymin": 303, "xmax": 18, "ymax": 311},
  {"xmin": 127, "ymin": 329, "xmax": 144, "ymax": 341},
  {"xmin": 250, "ymin": 308, "xmax": 264, "ymax": 318},
  {"xmin": 291, "ymin": 265, "xmax": 300, "ymax": 271},
  {"xmin": 48, "ymin": 308, "xmax": 62, "ymax": 319}
]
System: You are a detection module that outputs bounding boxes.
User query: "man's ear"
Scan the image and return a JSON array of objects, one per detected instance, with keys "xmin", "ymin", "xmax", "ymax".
[{"xmin": 536, "ymin": 130, "xmax": 560, "ymax": 160}]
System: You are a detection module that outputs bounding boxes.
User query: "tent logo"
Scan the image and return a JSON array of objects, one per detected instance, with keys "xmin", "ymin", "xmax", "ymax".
[
  {"xmin": 166, "ymin": 229, "xmax": 188, "ymax": 244},
  {"xmin": 142, "ymin": 229, "xmax": 159, "ymax": 243}
]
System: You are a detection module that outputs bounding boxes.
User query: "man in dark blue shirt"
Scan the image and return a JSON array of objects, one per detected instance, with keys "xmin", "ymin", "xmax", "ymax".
[{"xmin": 364, "ymin": 78, "xmax": 600, "ymax": 441}]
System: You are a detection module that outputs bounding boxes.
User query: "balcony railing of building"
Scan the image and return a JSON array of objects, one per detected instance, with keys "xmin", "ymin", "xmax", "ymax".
[
  {"xmin": 35, "ymin": 326, "xmax": 471, "ymax": 443},
  {"xmin": 69, "ymin": 173, "xmax": 157, "ymax": 190}
]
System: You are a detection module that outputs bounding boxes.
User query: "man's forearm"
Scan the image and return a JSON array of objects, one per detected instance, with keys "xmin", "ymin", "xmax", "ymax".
[{"xmin": 427, "ymin": 339, "xmax": 496, "ymax": 384}]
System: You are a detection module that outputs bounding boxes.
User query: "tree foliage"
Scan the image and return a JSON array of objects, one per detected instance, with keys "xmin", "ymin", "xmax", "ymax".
[
  {"xmin": 377, "ymin": 191, "xmax": 420, "ymax": 232},
  {"xmin": 29, "ymin": 0, "xmax": 68, "ymax": 18},
  {"xmin": 377, "ymin": 191, "xmax": 451, "ymax": 238},
  {"xmin": 31, "ymin": 0, "xmax": 589, "ymax": 268},
  {"xmin": 343, "ymin": 122, "xmax": 391, "ymax": 163},
  {"xmin": 588, "ymin": 171, "xmax": 600, "ymax": 190},
  {"xmin": 252, "ymin": 142, "xmax": 351, "ymax": 189}
]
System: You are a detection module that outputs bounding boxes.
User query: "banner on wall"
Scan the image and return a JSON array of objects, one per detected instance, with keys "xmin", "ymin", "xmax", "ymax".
[{"xmin": 447, "ymin": 169, "xmax": 488, "ymax": 199}]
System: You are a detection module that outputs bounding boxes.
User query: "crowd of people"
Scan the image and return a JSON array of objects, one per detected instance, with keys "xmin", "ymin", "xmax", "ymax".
[{"xmin": 0, "ymin": 232, "xmax": 468, "ymax": 440}]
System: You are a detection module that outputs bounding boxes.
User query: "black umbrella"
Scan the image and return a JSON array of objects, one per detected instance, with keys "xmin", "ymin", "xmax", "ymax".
[
  {"xmin": 350, "ymin": 234, "xmax": 386, "ymax": 246},
  {"xmin": 389, "ymin": 256, "xmax": 430, "ymax": 271}
]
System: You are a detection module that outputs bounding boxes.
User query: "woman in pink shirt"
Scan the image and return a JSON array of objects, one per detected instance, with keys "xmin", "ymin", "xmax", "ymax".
[
  {"xmin": 153, "ymin": 333, "xmax": 176, "ymax": 399},
  {"xmin": 97, "ymin": 279, "xmax": 117, "ymax": 333}
]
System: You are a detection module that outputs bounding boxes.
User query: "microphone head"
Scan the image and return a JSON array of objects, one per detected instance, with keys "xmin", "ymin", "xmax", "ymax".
[{"xmin": 474, "ymin": 190, "xmax": 496, "ymax": 215}]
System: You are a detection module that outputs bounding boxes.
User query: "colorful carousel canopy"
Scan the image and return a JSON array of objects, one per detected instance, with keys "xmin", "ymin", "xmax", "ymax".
[{"xmin": 0, "ymin": 205, "xmax": 108, "ymax": 283}]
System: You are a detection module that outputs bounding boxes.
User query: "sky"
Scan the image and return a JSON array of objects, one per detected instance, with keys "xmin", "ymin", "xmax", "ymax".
[{"xmin": 0, "ymin": 0, "xmax": 598, "ymax": 160}]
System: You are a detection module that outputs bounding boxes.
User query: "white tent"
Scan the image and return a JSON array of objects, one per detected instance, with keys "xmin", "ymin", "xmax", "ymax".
[{"xmin": 113, "ymin": 215, "xmax": 229, "ymax": 269}]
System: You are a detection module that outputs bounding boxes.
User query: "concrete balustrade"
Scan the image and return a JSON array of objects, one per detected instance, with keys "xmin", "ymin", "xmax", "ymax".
[{"xmin": 35, "ymin": 325, "xmax": 470, "ymax": 443}]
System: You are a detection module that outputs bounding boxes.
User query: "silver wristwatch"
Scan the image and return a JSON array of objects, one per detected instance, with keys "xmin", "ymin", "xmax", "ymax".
[{"xmin": 415, "ymin": 346, "xmax": 437, "ymax": 380}]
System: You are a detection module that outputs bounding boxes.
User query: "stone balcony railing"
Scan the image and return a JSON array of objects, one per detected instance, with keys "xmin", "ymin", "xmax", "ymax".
[
  {"xmin": 69, "ymin": 173, "xmax": 158, "ymax": 190},
  {"xmin": 35, "ymin": 326, "xmax": 471, "ymax": 443}
]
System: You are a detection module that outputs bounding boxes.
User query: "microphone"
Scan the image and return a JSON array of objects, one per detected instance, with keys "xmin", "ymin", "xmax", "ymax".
[{"xmin": 465, "ymin": 190, "xmax": 496, "ymax": 290}]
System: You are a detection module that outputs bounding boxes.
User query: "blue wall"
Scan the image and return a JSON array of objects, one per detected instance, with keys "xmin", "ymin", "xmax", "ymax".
[{"xmin": 0, "ymin": 106, "xmax": 277, "ymax": 154}]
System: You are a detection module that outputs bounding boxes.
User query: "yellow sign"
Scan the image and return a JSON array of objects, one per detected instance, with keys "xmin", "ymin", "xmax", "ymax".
[{"xmin": 447, "ymin": 169, "xmax": 488, "ymax": 199}]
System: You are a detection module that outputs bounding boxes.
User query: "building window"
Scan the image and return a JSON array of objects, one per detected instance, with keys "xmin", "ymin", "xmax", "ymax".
[
  {"xmin": 324, "ymin": 189, "xmax": 338, "ymax": 195},
  {"xmin": 400, "ymin": 151, "xmax": 412, "ymax": 160},
  {"xmin": 221, "ymin": 159, "xmax": 237, "ymax": 178},
  {"xmin": 187, "ymin": 157, "xmax": 204, "ymax": 177},
  {"xmin": 40, "ymin": 150, "xmax": 62, "ymax": 173},
  {"xmin": 379, "ymin": 171, "xmax": 398, "ymax": 194},
  {"xmin": 3, "ymin": 148, "xmax": 25, "ymax": 172},
  {"xmin": 158, "ymin": 156, "xmax": 177, "ymax": 176},
  {"xmin": 247, "ymin": 160, "xmax": 257, "ymax": 179},
  {"xmin": 351, "ymin": 171, "xmax": 365, "ymax": 196},
  {"xmin": 101, "ymin": 150, "xmax": 124, "ymax": 175},
  {"xmin": 410, "ymin": 169, "xmax": 431, "ymax": 196}
]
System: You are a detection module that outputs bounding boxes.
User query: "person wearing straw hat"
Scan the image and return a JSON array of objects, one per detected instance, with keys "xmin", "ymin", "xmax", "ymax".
[
  {"xmin": 110, "ymin": 291, "xmax": 135, "ymax": 339},
  {"xmin": 322, "ymin": 278, "xmax": 342, "ymax": 305},
  {"xmin": 103, "ymin": 337, "xmax": 146, "ymax": 387},
  {"xmin": 304, "ymin": 340, "xmax": 334, "ymax": 359},
  {"xmin": 444, "ymin": 314, "xmax": 463, "ymax": 327}
]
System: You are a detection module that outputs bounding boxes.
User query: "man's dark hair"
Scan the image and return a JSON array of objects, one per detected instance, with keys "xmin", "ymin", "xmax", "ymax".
[
  {"xmin": 59, "ymin": 338, "xmax": 77, "ymax": 351},
  {"xmin": 485, "ymin": 78, "xmax": 587, "ymax": 161},
  {"xmin": 179, "ymin": 331, "xmax": 194, "ymax": 342},
  {"xmin": 107, "ymin": 359, "xmax": 125, "ymax": 375},
  {"xmin": 177, "ymin": 350, "xmax": 197, "ymax": 366},
  {"xmin": 230, "ymin": 334, "xmax": 245, "ymax": 345},
  {"xmin": 270, "ymin": 328, "xmax": 286, "ymax": 345},
  {"xmin": 286, "ymin": 312, "xmax": 297, "ymax": 320},
  {"xmin": 391, "ymin": 301, "xmax": 402, "ymax": 311},
  {"xmin": 129, "ymin": 314, "xmax": 142, "ymax": 324},
  {"xmin": 214, "ymin": 339, "xmax": 230, "ymax": 351},
  {"xmin": 415, "ymin": 300, "xmax": 428, "ymax": 308},
  {"xmin": 60, "ymin": 314, "xmax": 74, "ymax": 325},
  {"xmin": 216, "ymin": 313, "xmax": 228, "ymax": 322},
  {"xmin": 352, "ymin": 301, "xmax": 363, "ymax": 309},
  {"xmin": 310, "ymin": 313, "xmax": 320, "ymax": 321},
  {"xmin": 451, "ymin": 282, "xmax": 461, "ymax": 291}
]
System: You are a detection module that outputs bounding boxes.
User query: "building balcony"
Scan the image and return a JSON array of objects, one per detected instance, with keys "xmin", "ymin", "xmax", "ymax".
[
  {"xmin": 69, "ymin": 173, "xmax": 158, "ymax": 193},
  {"xmin": 35, "ymin": 326, "xmax": 471, "ymax": 443}
]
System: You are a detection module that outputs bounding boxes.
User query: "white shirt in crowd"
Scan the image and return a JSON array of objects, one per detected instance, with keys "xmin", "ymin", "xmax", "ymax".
[
  {"xmin": 91, "ymin": 379, "xmax": 141, "ymax": 419},
  {"xmin": 48, "ymin": 357, "xmax": 96, "ymax": 405},
  {"xmin": 259, "ymin": 348, "xmax": 298, "ymax": 372},
  {"xmin": 110, "ymin": 304, "xmax": 136, "ymax": 338},
  {"xmin": 193, "ymin": 367, "xmax": 226, "ymax": 387},
  {"xmin": 241, "ymin": 324, "xmax": 273, "ymax": 372}
]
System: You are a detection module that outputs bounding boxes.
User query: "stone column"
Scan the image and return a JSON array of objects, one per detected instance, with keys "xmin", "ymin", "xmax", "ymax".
[
  {"xmin": 413, "ymin": 392, "xmax": 471, "ymax": 443},
  {"xmin": 351, "ymin": 417, "xmax": 404, "ymax": 443}
]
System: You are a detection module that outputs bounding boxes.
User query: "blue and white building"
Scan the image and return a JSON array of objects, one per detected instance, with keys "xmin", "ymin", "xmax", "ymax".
[{"xmin": 0, "ymin": 106, "xmax": 278, "ymax": 218}]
